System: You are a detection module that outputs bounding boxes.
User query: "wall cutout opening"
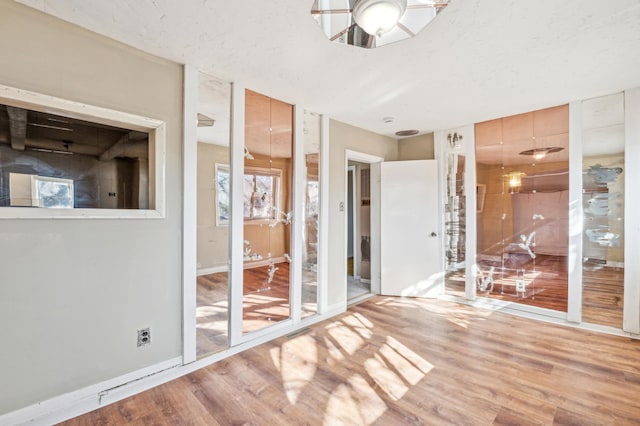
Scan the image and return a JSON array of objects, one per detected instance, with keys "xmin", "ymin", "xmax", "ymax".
[
  {"xmin": 0, "ymin": 84, "xmax": 165, "ymax": 219},
  {"xmin": 1, "ymin": 103, "xmax": 150, "ymax": 210}
]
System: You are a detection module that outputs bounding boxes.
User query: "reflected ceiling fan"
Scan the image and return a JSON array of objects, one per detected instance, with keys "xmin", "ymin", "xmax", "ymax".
[{"xmin": 311, "ymin": 0, "xmax": 450, "ymax": 49}]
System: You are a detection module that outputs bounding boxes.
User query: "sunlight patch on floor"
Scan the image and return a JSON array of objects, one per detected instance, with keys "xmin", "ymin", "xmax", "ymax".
[
  {"xmin": 323, "ymin": 374, "xmax": 387, "ymax": 426},
  {"xmin": 324, "ymin": 336, "xmax": 346, "ymax": 364},
  {"xmin": 280, "ymin": 334, "xmax": 318, "ymax": 404},
  {"xmin": 326, "ymin": 322, "xmax": 365, "ymax": 356}
]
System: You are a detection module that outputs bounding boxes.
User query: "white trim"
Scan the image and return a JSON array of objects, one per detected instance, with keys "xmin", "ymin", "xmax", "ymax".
[
  {"xmin": 344, "ymin": 150, "xmax": 383, "ymax": 300},
  {"xmin": 229, "ymin": 83, "xmax": 245, "ymax": 346},
  {"xmin": 347, "ymin": 165, "xmax": 357, "ymax": 275},
  {"xmin": 368, "ymin": 161, "xmax": 382, "ymax": 295},
  {"xmin": 182, "ymin": 64, "xmax": 198, "ymax": 364},
  {"xmin": 0, "ymin": 83, "xmax": 166, "ymax": 219},
  {"xmin": 434, "ymin": 130, "xmax": 447, "ymax": 294},
  {"xmin": 348, "ymin": 292, "xmax": 375, "ymax": 306},
  {"xmin": 0, "ymin": 357, "xmax": 182, "ymax": 426},
  {"xmin": 440, "ymin": 294, "xmax": 640, "ymax": 340},
  {"xmin": 567, "ymin": 101, "xmax": 584, "ymax": 323},
  {"xmin": 197, "ymin": 265, "xmax": 228, "ymax": 276},
  {"xmin": 624, "ymin": 87, "xmax": 640, "ymax": 334},
  {"xmin": 291, "ymin": 105, "xmax": 305, "ymax": 325},
  {"xmin": 461, "ymin": 125, "xmax": 477, "ymax": 301},
  {"xmin": 242, "ymin": 256, "xmax": 287, "ymax": 269},
  {"xmin": 318, "ymin": 115, "xmax": 330, "ymax": 314}
]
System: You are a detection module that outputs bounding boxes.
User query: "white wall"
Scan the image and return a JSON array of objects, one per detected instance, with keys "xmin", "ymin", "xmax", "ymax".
[
  {"xmin": 328, "ymin": 120, "xmax": 397, "ymax": 307},
  {"xmin": 0, "ymin": 2, "xmax": 183, "ymax": 414}
]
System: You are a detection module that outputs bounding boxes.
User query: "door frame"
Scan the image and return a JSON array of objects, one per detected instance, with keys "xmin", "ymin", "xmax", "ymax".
[
  {"xmin": 347, "ymin": 165, "xmax": 358, "ymax": 278},
  {"xmin": 345, "ymin": 150, "xmax": 383, "ymax": 301}
]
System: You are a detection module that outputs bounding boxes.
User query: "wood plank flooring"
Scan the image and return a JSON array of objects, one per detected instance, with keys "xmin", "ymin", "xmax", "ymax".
[
  {"xmin": 446, "ymin": 254, "xmax": 624, "ymax": 328},
  {"xmin": 197, "ymin": 263, "xmax": 319, "ymax": 357},
  {"xmin": 62, "ymin": 296, "xmax": 640, "ymax": 425}
]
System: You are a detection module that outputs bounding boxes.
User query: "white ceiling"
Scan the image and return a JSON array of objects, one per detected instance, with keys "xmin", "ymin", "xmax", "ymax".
[{"xmin": 17, "ymin": 0, "xmax": 640, "ymax": 138}]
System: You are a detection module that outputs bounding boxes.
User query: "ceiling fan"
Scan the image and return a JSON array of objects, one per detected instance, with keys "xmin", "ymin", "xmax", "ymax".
[{"xmin": 311, "ymin": 0, "xmax": 450, "ymax": 49}]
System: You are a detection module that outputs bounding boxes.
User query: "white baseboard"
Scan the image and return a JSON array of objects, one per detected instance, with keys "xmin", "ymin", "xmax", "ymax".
[
  {"xmin": 5, "ymin": 302, "xmax": 349, "ymax": 425},
  {"xmin": 606, "ymin": 261, "xmax": 624, "ymax": 269},
  {"xmin": 243, "ymin": 256, "xmax": 287, "ymax": 269},
  {"xmin": 197, "ymin": 265, "xmax": 228, "ymax": 276},
  {"xmin": 439, "ymin": 294, "xmax": 640, "ymax": 340},
  {"xmin": 324, "ymin": 301, "xmax": 347, "ymax": 317},
  {"xmin": 1, "ymin": 357, "xmax": 182, "ymax": 426}
]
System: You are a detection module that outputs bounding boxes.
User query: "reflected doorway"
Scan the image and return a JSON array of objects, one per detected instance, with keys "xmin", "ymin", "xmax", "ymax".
[{"xmin": 347, "ymin": 160, "xmax": 372, "ymax": 302}]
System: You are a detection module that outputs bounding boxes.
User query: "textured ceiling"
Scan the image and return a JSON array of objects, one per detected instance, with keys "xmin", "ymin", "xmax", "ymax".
[{"xmin": 16, "ymin": 0, "xmax": 640, "ymax": 138}]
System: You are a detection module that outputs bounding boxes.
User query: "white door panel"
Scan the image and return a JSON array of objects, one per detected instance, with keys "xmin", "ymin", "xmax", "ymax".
[{"xmin": 381, "ymin": 160, "xmax": 442, "ymax": 297}]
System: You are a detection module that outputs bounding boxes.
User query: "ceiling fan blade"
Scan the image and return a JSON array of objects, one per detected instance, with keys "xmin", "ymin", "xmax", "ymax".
[
  {"xmin": 407, "ymin": 3, "xmax": 448, "ymax": 9},
  {"xmin": 311, "ymin": 8, "xmax": 353, "ymax": 15},
  {"xmin": 330, "ymin": 23, "xmax": 356, "ymax": 42}
]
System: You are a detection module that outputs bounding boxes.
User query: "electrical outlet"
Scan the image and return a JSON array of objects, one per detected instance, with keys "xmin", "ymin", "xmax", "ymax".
[{"xmin": 137, "ymin": 327, "xmax": 151, "ymax": 347}]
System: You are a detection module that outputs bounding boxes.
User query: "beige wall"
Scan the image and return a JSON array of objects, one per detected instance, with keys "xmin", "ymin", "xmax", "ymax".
[
  {"xmin": 0, "ymin": 3, "xmax": 183, "ymax": 414},
  {"xmin": 398, "ymin": 133, "xmax": 435, "ymax": 160},
  {"xmin": 197, "ymin": 143, "xmax": 230, "ymax": 270},
  {"xmin": 328, "ymin": 120, "xmax": 397, "ymax": 307}
]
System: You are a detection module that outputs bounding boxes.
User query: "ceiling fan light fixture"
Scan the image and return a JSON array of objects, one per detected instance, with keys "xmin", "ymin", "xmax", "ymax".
[
  {"xmin": 352, "ymin": 0, "xmax": 408, "ymax": 37},
  {"xmin": 519, "ymin": 146, "xmax": 563, "ymax": 160}
]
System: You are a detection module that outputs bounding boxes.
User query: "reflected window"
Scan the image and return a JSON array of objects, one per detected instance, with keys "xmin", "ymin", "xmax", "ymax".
[
  {"xmin": 243, "ymin": 167, "xmax": 281, "ymax": 221},
  {"xmin": 34, "ymin": 175, "xmax": 74, "ymax": 208},
  {"xmin": 215, "ymin": 164, "xmax": 230, "ymax": 226}
]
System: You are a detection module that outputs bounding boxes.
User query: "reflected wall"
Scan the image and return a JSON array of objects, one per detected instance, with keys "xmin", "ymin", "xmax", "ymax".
[
  {"xmin": 195, "ymin": 72, "xmax": 231, "ymax": 357},
  {"xmin": 302, "ymin": 110, "xmax": 320, "ymax": 318}
]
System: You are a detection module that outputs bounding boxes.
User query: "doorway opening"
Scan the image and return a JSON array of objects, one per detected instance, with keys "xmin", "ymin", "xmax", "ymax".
[{"xmin": 347, "ymin": 160, "xmax": 372, "ymax": 302}]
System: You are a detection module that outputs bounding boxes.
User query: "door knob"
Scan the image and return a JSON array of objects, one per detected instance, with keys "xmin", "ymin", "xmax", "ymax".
[{"xmin": 430, "ymin": 232, "xmax": 437, "ymax": 237}]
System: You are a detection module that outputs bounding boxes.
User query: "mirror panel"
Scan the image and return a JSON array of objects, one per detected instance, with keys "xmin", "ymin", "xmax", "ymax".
[
  {"xmin": 243, "ymin": 89, "xmax": 293, "ymax": 334},
  {"xmin": 475, "ymin": 106, "xmax": 569, "ymax": 311},
  {"xmin": 196, "ymin": 72, "xmax": 231, "ymax": 357},
  {"xmin": 444, "ymin": 148, "xmax": 466, "ymax": 297},
  {"xmin": 581, "ymin": 93, "xmax": 625, "ymax": 327},
  {"xmin": 302, "ymin": 110, "xmax": 320, "ymax": 318}
]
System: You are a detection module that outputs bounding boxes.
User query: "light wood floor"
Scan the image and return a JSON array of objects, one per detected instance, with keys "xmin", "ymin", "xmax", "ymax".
[
  {"xmin": 62, "ymin": 296, "xmax": 640, "ymax": 425},
  {"xmin": 197, "ymin": 263, "xmax": 319, "ymax": 357},
  {"xmin": 446, "ymin": 254, "xmax": 624, "ymax": 328}
]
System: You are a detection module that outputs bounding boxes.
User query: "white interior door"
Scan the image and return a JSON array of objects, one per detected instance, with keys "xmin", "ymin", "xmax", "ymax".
[{"xmin": 381, "ymin": 160, "xmax": 442, "ymax": 297}]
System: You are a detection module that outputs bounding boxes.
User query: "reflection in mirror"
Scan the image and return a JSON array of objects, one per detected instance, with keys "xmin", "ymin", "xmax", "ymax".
[
  {"xmin": 196, "ymin": 72, "xmax": 231, "ymax": 357},
  {"xmin": 475, "ymin": 105, "xmax": 569, "ymax": 311},
  {"xmin": 302, "ymin": 110, "xmax": 320, "ymax": 318},
  {"xmin": 581, "ymin": 93, "xmax": 625, "ymax": 328},
  {"xmin": 0, "ymin": 104, "xmax": 149, "ymax": 209},
  {"xmin": 243, "ymin": 89, "xmax": 292, "ymax": 334},
  {"xmin": 444, "ymin": 149, "xmax": 466, "ymax": 297}
]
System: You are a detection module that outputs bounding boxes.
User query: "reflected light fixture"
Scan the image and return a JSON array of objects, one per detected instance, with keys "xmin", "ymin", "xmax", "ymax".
[
  {"xmin": 311, "ymin": 0, "xmax": 450, "ymax": 49},
  {"xmin": 353, "ymin": 0, "xmax": 407, "ymax": 37},
  {"xmin": 197, "ymin": 113, "xmax": 215, "ymax": 127},
  {"xmin": 506, "ymin": 171, "xmax": 524, "ymax": 193},
  {"xmin": 519, "ymin": 147, "xmax": 563, "ymax": 161}
]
